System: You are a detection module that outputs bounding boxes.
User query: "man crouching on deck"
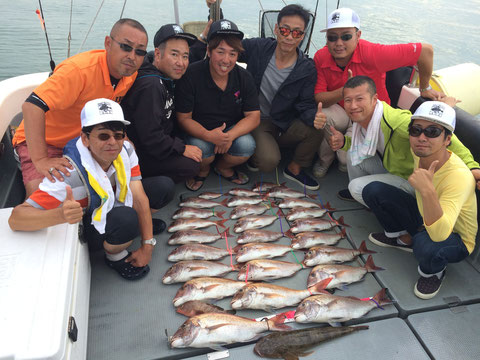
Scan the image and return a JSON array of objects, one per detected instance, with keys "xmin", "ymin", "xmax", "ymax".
[
  {"xmin": 362, "ymin": 101, "xmax": 477, "ymax": 299},
  {"xmin": 8, "ymin": 98, "xmax": 161, "ymax": 281}
]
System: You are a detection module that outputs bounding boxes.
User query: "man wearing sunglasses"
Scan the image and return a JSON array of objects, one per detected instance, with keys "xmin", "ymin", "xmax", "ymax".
[
  {"xmin": 121, "ymin": 24, "xmax": 203, "ymax": 186},
  {"xmin": 327, "ymin": 76, "xmax": 479, "ymax": 206},
  {"xmin": 312, "ymin": 7, "xmax": 444, "ymax": 180},
  {"xmin": 361, "ymin": 101, "xmax": 477, "ymax": 299},
  {"xmin": 9, "ymin": 99, "xmax": 164, "ymax": 281},
  {"xmin": 13, "ymin": 18, "xmax": 148, "ymax": 197}
]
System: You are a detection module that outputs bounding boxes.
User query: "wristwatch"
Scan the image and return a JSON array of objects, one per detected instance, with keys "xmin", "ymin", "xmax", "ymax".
[
  {"xmin": 199, "ymin": 33, "xmax": 206, "ymax": 42},
  {"xmin": 143, "ymin": 238, "xmax": 157, "ymax": 246},
  {"xmin": 419, "ymin": 85, "xmax": 432, "ymax": 92}
]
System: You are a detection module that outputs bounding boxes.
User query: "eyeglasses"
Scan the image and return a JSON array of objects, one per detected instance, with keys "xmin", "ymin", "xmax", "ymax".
[
  {"xmin": 326, "ymin": 33, "xmax": 354, "ymax": 42},
  {"xmin": 408, "ymin": 125, "xmax": 444, "ymax": 138},
  {"xmin": 110, "ymin": 37, "xmax": 147, "ymax": 56},
  {"xmin": 87, "ymin": 132, "xmax": 126, "ymax": 141},
  {"xmin": 278, "ymin": 26, "xmax": 305, "ymax": 39}
]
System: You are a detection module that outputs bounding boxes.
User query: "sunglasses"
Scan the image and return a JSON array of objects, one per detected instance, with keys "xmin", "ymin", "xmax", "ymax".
[
  {"xmin": 408, "ymin": 125, "xmax": 444, "ymax": 138},
  {"xmin": 278, "ymin": 26, "xmax": 305, "ymax": 39},
  {"xmin": 111, "ymin": 37, "xmax": 147, "ymax": 56},
  {"xmin": 87, "ymin": 132, "xmax": 126, "ymax": 141},
  {"xmin": 326, "ymin": 33, "xmax": 354, "ymax": 42}
]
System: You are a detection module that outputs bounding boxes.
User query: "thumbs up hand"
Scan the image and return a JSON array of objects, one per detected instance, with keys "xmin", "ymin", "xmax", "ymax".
[
  {"xmin": 328, "ymin": 126, "xmax": 345, "ymax": 151},
  {"xmin": 408, "ymin": 160, "xmax": 439, "ymax": 193},
  {"xmin": 313, "ymin": 102, "xmax": 327, "ymax": 130},
  {"xmin": 62, "ymin": 185, "xmax": 83, "ymax": 224}
]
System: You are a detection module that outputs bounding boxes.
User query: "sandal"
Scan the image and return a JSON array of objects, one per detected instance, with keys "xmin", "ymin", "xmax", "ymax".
[
  {"xmin": 214, "ymin": 167, "xmax": 249, "ymax": 185},
  {"xmin": 185, "ymin": 175, "xmax": 207, "ymax": 191},
  {"xmin": 104, "ymin": 252, "xmax": 150, "ymax": 280}
]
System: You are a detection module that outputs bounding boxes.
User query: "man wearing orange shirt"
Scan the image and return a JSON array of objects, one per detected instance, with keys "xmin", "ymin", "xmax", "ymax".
[{"xmin": 13, "ymin": 18, "xmax": 148, "ymax": 197}]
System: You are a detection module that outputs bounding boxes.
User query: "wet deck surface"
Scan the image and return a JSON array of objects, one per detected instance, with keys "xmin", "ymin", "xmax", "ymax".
[{"xmin": 86, "ymin": 164, "xmax": 480, "ymax": 360}]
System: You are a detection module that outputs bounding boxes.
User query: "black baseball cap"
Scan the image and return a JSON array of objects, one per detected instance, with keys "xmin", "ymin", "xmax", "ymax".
[
  {"xmin": 153, "ymin": 24, "xmax": 197, "ymax": 48},
  {"xmin": 207, "ymin": 19, "xmax": 244, "ymax": 42}
]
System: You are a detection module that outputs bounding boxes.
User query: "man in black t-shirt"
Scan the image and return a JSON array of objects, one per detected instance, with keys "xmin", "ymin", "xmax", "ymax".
[{"xmin": 176, "ymin": 20, "xmax": 260, "ymax": 191}]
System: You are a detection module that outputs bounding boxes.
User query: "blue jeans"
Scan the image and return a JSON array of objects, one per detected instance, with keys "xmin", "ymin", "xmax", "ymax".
[
  {"xmin": 363, "ymin": 181, "xmax": 469, "ymax": 274},
  {"xmin": 185, "ymin": 129, "xmax": 256, "ymax": 159}
]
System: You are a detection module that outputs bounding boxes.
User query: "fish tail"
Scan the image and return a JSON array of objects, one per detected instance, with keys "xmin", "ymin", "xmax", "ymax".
[
  {"xmin": 276, "ymin": 208, "xmax": 283, "ymax": 216},
  {"xmin": 221, "ymin": 198, "xmax": 229, "ymax": 207},
  {"xmin": 266, "ymin": 315, "xmax": 292, "ymax": 331},
  {"xmin": 216, "ymin": 219, "xmax": 228, "ymax": 228},
  {"xmin": 373, "ymin": 288, "xmax": 392, "ymax": 306},
  {"xmin": 359, "ymin": 240, "xmax": 376, "ymax": 254},
  {"xmin": 308, "ymin": 277, "xmax": 332, "ymax": 294},
  {"xmin": 308, "ymin": 193, "xmax": 317, "ymax": 200},
  {"xmin": 222, "ymin": 227, "xmax": 231, "ymax": 237},
  {"xmin": 285, "ymin": 229, "xmax": 295, "ymax": 239},
  {"xmin": 337, "ymin": 216, "xmax": 350, "ymax": 227},
  {"xmin": 216, "ymin": 211, "xmax": 226, "ymax": 219},
  {"xmin": 232, "ymin": 244, "xmax": 242, "ymax": 254},
  {"xmin": 365, "ymin": 255, "xmax": 384, "ymax": 272},
  {"xmin": 325, "ymin": 201, "xmax": 335, "ymax": 211},
  {"xmin": 340, "ymin": 228, "xmax": 347, "ymax": 238}
]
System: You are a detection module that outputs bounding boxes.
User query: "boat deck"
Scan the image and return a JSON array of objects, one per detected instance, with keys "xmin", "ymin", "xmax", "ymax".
[{"xmin": 86, "ymin": 163, "xmax": 480, "ymax": 360}]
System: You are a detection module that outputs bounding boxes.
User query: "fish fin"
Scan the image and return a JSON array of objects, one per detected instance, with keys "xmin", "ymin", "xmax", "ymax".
[
  {"xmin": 208, "ymin": 345, "xmax": 228, "ymax": 352},
  {"xmin": 216, "ymin": 211, "xmax": 226, "ymax": 219},
  {"xmin": 359, "ymin": 240, "xmax": 376, "ymax": 254},
  {"xmin": 188, "ymin": 266, "xmax": 209, "ymax": 272},
  {"xmin": 373, "ymin": 288, "xmax": 392, "ymax": 306},
  {"xmin": 267, "ymin": 316, "xmax": 292, "ymax": 331},
  {"xmin": 285, "ymin": 229, "xmax": 295, "ymax": 239},
  {"xmin": 222, "ymin": 227, "xmax": 231, "ymax": 237},
  {"xmin": 216, "ymin": 219, "xmax": 228, "ymax": 228},
  {"xmin": 340, "ymin": 228, "xmax": 347, "ymax": 238},
  {"xmin": 282, "ymin": 351, "xmax": 300, "ymax": 360},
  {"xmin": 365, "ymin": 255, "xmax": 384, "ymax": 272},
  {"xmin": 207, "ymin": 323, "xmax": 230, "ymax": 331},
  {"xmin": 325, "ymin": 202, "xmax": 335, "ymax": 211},
  {"xmin": 307, "ymin": 193, "xmax": 317, "ymax": 200},
  {"xmin": 204, "ymin": 284, "xmax": 221, "ymax": 291},
  {"xmin": 220, "ymin": 198, "xmax": 229, "ymax": 207},
  {"xmin": 337, "ymin": 284, "xmax": 349, "ymax": 291},
  {"xmin": 263, "ymin": 293, "xmax": 283, "ymax": 299},
  {"xmin": 336, "ymin": 216, "xmax": 350, "ymax": 227},
  {"xmin": 232, "ymin": 244, "xmax": 242, "ymax": 254},
  {"xmin": 308, "ymin": 277, "xmax": 333, "ymax": 294},
  {"xmin": 328, "ymin": 321, "xmax": 343, "ymax": 327}
]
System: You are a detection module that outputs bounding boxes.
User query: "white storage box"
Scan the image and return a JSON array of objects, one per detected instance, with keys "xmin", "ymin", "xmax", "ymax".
[{"xmin": 0, "ymin": 208, "xmax": 91, "ymax": 360}]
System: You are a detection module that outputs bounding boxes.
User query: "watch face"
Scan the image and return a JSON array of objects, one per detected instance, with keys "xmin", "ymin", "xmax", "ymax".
[{"xmin": 145, "ymin": 238, "xmax": 156, "ymax": 246}]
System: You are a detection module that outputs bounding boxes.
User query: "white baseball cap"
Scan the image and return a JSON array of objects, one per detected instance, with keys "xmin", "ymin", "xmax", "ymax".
[
  {"xmin": 321, "ymin": 8, "xmax": 360, "ymax": 32},
  {"xmin": 411, "ymin": 101, "xmax": 456, "ymax": 132},
  {"xmin": 81, "ymin": 98, "xmax": 130, "ymax": 128}
]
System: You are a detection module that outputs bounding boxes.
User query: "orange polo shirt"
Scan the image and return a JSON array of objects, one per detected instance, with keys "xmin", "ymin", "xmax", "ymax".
[{"xmin": 13, "ymin": 49, "xmax": 137, "ymax": 148}]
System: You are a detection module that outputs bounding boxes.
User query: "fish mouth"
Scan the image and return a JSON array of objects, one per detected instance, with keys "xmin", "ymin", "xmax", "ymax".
[
  {"xmin": 294, "ymin": 313, "xmax": 307, "ymax": 323},
  {"xmin": 230, "ymin": 299, "xmax": 243, "ymax": 309}
]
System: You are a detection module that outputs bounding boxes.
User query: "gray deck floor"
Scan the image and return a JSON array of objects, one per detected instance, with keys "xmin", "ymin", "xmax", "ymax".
[{"xmin": 86, "ymin": 164, "xmax": 480, "ymax": 360}]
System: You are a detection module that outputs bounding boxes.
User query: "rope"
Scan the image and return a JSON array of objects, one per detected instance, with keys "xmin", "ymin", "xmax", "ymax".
[
  {"xmin": 67, "ymin": 0, "xmax": 74, "ymax": 58},
  {"xmin": 78, "ymin": 0, "xmax": 106, "ymax": 54}
]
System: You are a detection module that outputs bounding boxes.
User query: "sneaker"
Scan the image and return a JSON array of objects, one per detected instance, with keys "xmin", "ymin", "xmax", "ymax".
[
  {"xmin": 368, "ymin": 232, "xmax": 413, "ymax": 253},
  {"xmin": 283, "ymin": 167, "xmax": 320, "ymax": 191},
  {"xmin": 312, "ymin": 160, "xmax": 329, "ymax": 178},
  {"xmin": 246, "ymin": 159, "xmax": 259, "ymax": 172},
  {"xmin": 338, "ymin": 163, "xmax": 348, "ymax": 172},
  {"xmin": 152, "ymin": 218, "xmax": 166, "ymax": 235},
  {"xmin": 414, "ymin": 271, "xmax": 445, "ymax": 299},
  {"xmin": 337, "ymin": 188, "xmax": 355, "ymax": 202}
]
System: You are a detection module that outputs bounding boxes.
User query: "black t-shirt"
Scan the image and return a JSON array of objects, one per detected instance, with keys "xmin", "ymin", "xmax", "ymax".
[{"xmin": 175, "ymin": 59, "xmax": 259, "ymax": 131}]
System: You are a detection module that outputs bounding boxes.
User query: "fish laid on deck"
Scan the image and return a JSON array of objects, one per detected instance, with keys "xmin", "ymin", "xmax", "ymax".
[
  {"xmin": 162, "ymin": 261, "xmax": 236, "ymax": 284},
  {"xmin": 228, "ymin": 188, "xmax": 259, "ymax": 197},
  {"xmin": 168, "ymin": 229, "xmax": 227, "ymax": 245},
  {"xmin": 267, "ymin": 186, "xmax": 315, "ymax": 199},
  {"xmin": 173, "ymin": 277, "xmax": 246, "ymax": 307},
  {"xmin": 237, "ymin": 259, "xmax": 304, "ymax": 281},
  {"xmin": 254, "ymin": 325, "xmax": 369, "ymax": 359},
  {"xmin": 167, "ymin": 244, "xmax": 231, "ymax": 262},
  {"xmin": 287, "ymin": 217, "xmax": 346, "ymax": 234},
  {"xmin": 294, "ymin": 288, "xmax": 392, "ymax": 325},
  {"xmin": 169, "ymin": 313, "xmax": 290, "ymax": 348},
  {"xmin": 302, "ymin": 241, "xmax": 375, "ymax": 267},
  {"xmin": 286, "ymin": 207, "xmax": 328, "ymax": 221},
  {"xmin": 230, "ymin": 280, "xmax": 331, "ymax": 311},
  {"xmin": 307, "ymin": 255, "xmax": 383, "ymax": 289},
  {"xmin": 179, "ymin": 197, "xmax": 225, "ymax": 209},
  {"xmin": 226, "ymin": 196, "xmax": 264, "ymax": 207},
  {"xmin": 236, "ymin": 229, "xmax": 285, "ymax": 244},
  {"xmin": 278, "ymin": 198, "xmax": 322, "ymax": 209},
  {"xmin": 234, "ymin": 243, "xmax": 294, "ymax": 262},
  {"xmin": 233, "ymin": 215, "xmax": 277, "ymax": 233},
  {"xmin": 290, "ymin": 229, "xmax": 347, "ymax": 249},
  {"xmin": 252, "ymin": 182, "xmax": 285, "ymax": 193},
  {"xmin": 198, "ymin": 192, "xmax": 222, "ymax": 199},
  {"xmin": 172, "ymin": 207, "xmax": 225, "ymax": 219},
  {"xmin": 167, "ymin": 218, "xmax": 227, "ymax": 232},
  {"xmin": 176, "ymin": 301, "xmax": 236, "ymax": 317},
  {"xmin": 230, "ymin": 204, "xmax": 270, "ymax": 219}
]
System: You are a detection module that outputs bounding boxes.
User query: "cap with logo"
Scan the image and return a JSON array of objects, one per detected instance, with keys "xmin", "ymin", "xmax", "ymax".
[
  {"xmin": 411, "ymin": 101, "xmax": 456, "ymax": 132},
  {"xmin": 153, "ymin": 24, "xmax": 197, "ymax": 48},
  {"xmin": 321, "ymin": 8, "xmax": 360, "ymax": 32},
  {"xmin": 81, "ymin": 98, "xmax": 130, "ymax": 128},
  {"xmin": 207, "ymin": 19, "xmax": 244, "ymax": 42}
]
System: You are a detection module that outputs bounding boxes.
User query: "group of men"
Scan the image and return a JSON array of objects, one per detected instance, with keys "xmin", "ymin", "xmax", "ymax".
[{"xmin": 8, "ymin": 1, "xmax": 478, "ymax": 299}]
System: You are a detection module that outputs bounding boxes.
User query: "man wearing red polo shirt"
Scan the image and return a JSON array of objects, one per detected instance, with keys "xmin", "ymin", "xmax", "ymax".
[{"xmin": 313, "ymin": 7, "xmax": 444, "ymax": 185}]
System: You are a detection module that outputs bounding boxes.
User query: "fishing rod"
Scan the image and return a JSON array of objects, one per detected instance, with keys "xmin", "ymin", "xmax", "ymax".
[{"xmin": 36, "ymin": 0, "xmax": 55, "ymax": 72}]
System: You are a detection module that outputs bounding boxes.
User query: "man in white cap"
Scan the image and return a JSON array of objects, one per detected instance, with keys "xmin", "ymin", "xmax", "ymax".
[
  {"xmin": 312, "ymin": 7, "xmax": 444, "ymax": 183},
  {"xmin": 362, "ymin": 101, "xmax": 477, "ymax": 299},
  {"xmin": 9, "ymin": 98, "xmax": 162, "ymax": 281}
]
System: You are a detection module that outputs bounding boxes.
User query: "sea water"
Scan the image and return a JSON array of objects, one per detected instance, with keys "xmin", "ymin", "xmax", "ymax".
[{"xmin": 0, "ymin": 0, "xmax": 479, "ymax": 81}]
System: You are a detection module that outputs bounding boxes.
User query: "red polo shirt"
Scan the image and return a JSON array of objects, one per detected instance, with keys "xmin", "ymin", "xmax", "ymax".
[{"xmin": 314, "ymin": 39, "xmax": 422, "ymax": 106}]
